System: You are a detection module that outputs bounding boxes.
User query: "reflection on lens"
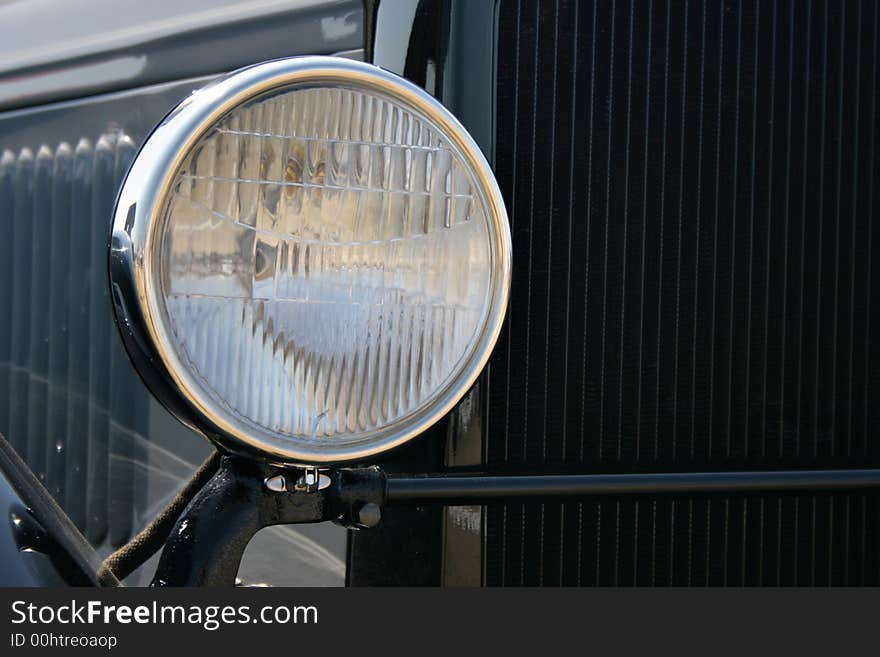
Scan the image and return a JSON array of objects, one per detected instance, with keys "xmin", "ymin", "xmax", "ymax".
[{"xmin": 158, "ymin": 86, "xmax": 494, "ymax": 445}]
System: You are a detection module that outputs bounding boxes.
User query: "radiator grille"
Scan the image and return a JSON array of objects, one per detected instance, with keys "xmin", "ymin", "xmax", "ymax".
[
  {"xmin": 0, "ymin": 135, "xmax": 150, "ymax": 547},
  {"xmin": 487, "ymin": 493, "xmax": 880, "ymax": 586},
  {"xmin": 486, "ymin": 0, "xmax": 880, "ymax": 584}
]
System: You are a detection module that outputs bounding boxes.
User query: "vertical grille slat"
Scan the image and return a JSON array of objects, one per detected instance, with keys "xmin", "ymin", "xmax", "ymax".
[
  {"xmin": 84, "ymin": 134, "xmax": 116, "ymax": 544},
  {"xmin": 64, "ymin": 139, "xmax": 94, "ymax": 532},
  {"xmin": 0, "ymin": 152, "xmax": 14, "ymax": 440},
  {"xmin": 45, "ymin": 143, "xmax": 73, "ymax": 505},
  {"xmin": 26, "ymin": 147, "xmax": 53, "ymax": 480},
  {"xmin": 9, "ymin": 149, "xmax": 34, "ymax": 458},
  {"xmin": 107, "ymin": 136, "xmax": 138, "ymax": 548},
  {"xmin": 487, "ymin": 0, "xmax": 880, "ymax": 585}
]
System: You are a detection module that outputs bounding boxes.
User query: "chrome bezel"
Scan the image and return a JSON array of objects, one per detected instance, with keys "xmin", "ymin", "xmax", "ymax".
[{"xmin": 110, "ymin": 56, "xmax": 511, "ymax": 464}]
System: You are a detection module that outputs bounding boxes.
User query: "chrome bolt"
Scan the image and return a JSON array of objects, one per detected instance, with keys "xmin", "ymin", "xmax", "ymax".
[
  {"xmin": 264, "ymin": 474, "xmax": 287, "ymax": 492},
  {"xmin": 357, "ymin": 502, "xmax": 382, "ymax": 528}
]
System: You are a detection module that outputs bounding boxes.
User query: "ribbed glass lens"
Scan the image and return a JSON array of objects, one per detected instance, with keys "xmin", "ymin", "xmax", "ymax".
[{"xmin": 157, "ymin": 85, "xmax": 494, "ymax": 447}]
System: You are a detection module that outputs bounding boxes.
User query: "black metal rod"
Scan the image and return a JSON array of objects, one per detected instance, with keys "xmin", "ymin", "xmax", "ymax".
[
  {"xmin": 385, "ymin": 469, "xmax": 880, "ymax": 505},
  {"xmin": 0, "ymin": 431, "xmax": 118, "ymax": 586}
]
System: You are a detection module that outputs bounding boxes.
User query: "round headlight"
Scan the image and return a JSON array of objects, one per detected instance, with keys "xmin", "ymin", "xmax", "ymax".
[{"xmin": 110, "ymin": 57, "xmax": 510, "ymax": 464}]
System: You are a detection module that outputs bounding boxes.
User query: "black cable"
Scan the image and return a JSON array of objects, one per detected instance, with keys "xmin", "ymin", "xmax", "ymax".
[
  {"xmin": 0, "ymin": 431, "xmax": 119, "ymax": 587},
  {"xmin": 99, "ymin": 450, "xmax": 222, "ymax": 583}
]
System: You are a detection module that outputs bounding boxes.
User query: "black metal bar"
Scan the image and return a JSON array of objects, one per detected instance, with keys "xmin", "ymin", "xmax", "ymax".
[{"xmin": 385, "ymin": 469, "xmax": 880, "ymax": 505}]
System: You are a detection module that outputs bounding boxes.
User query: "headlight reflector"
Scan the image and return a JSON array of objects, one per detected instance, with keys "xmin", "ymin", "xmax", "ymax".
[{"xmin": 111, "ymin": 57, "xmax": 510, "ymax": 463}]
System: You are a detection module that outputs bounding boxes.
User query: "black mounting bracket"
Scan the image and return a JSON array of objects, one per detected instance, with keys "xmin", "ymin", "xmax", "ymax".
[{"xmin": 151, "ymin": 456, "xmax": 385, "ymax": 587}]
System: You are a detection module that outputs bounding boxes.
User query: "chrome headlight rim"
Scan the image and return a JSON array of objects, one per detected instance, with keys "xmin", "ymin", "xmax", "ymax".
[{"xmin": 110, "ymin": 56, "xmax": 511, "ymax": 465}]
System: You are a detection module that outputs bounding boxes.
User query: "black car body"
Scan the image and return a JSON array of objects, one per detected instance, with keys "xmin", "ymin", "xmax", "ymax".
[{"xmin": 1, "ymin": 0, "xmax": 878, "ymax": 586}]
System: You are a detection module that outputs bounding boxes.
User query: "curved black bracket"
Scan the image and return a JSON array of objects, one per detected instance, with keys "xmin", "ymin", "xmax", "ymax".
[{"xmin": 151, "ymin": 457, "xmax": 384, "ymax": 587}]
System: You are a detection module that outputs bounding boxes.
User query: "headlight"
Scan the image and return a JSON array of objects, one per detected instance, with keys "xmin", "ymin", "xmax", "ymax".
[{"xmin": 110, "ymin": 57, "xmax": 511, "ymax": 464}]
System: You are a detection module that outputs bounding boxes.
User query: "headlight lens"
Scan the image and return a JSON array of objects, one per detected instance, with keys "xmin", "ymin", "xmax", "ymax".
[{"xmin": 112, "ymin": 57, "xmax": 510, "ymax": 463}]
